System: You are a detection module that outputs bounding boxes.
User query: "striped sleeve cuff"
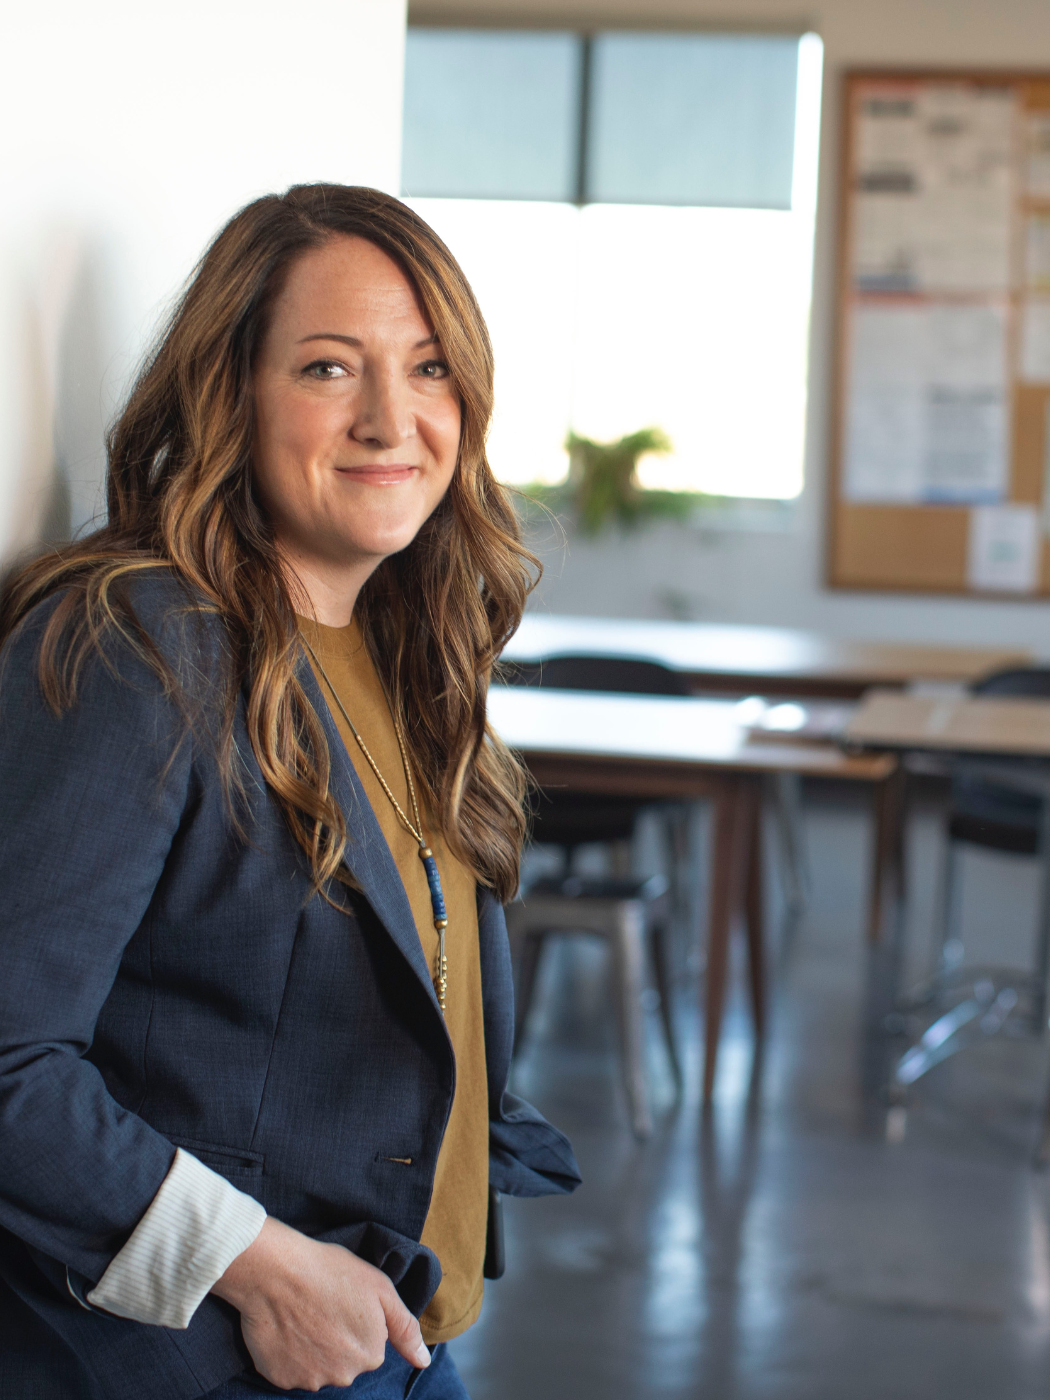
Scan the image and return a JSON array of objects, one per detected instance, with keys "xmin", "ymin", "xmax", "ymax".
[{"xmin": 86, "ymin": 1147, "xmax": 267, "ymax": 1329}]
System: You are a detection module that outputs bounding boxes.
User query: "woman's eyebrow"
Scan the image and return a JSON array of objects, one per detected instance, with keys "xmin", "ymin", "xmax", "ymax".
[
  {"xmin": 296, "ymin": 333, "xmax": 441, "ymax": 349},
  {"xmin": 297, "ymin": 333, "xmax": 363, "ymax": 347}
]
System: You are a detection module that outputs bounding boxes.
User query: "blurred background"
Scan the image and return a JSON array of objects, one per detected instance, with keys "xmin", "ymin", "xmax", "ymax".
[{"xmin": 9, "ymin": 2, "xmax": 1050, "ymax": 1398}]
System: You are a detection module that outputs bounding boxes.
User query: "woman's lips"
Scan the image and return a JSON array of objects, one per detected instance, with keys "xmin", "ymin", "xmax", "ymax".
[{"xmin": 334, "ymin": 464, "xmax": 419, "ymax": 485}]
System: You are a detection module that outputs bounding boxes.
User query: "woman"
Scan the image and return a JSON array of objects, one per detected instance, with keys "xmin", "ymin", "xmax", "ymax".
[{"xmin": 0, "ymin": 184, "xmax": 579, "ymax": 1399}]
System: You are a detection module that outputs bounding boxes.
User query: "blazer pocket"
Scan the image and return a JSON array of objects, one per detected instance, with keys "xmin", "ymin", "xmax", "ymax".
[{"xmin": 166, "ymin": 1134, "xmax": 265, "ymax": 1176}]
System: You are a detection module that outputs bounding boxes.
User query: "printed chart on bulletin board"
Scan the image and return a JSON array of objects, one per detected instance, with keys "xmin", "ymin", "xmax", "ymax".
[{"xmin": 829, "ymin": 70, "xmax": 1050, "ymax": 595}]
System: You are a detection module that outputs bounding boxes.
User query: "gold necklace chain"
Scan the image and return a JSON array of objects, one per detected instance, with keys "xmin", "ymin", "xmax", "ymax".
[
  {"xmin": 301, "ymin": 638, "xmax": 425, "ymax": 844},
  {"xmin": 301, "ymin": 635, "xmax": 449, "ymax": 1011}
]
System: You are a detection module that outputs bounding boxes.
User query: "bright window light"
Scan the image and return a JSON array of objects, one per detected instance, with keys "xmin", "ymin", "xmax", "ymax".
[{"xmin": 408, "ymin": 33, "xmax": 822, "ymax": 501}]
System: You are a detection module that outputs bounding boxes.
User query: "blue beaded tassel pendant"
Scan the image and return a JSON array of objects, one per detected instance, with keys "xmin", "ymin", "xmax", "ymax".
[
  {"xmin": 299, "ymin": 637, "xmax": 450, "ymax": 1015},
  {"xmin": 419, "ymin": 845, "xmax": 448, "ymax": 1011}
]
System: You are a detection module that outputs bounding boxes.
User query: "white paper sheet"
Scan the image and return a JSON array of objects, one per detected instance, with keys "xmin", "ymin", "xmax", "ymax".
[
  {"xmin": 968, "ymin": 504, "xmax": 1040, "ymax": 592},
  {"xmin": 1021, "ymin": 299, "xmax": 1050, "ymax": 384},
  {"xmin": 844, "ymin": 303, "xmax": 1009, "ymax": 503},
  {"xmin": 1028, "ymin": 113, "xmax": 1050, "ymax": 199},
  {"xmin": 852, "ymin": 85, "xmax": 1015, "ymax": 295}
]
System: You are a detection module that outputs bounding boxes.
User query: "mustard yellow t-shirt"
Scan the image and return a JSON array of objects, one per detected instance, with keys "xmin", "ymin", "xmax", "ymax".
[{"xmin": 300, "ymin": 617, "xmax": 488, "ymax": 1344}]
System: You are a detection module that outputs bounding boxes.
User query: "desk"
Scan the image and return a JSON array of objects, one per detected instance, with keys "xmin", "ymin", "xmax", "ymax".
[
  {"xmin": 845, "ymin": 690, "xmax": 1050, "ymax": 758},
  {"xmin": 490, "ymin": 687, "xmax": 897, "ymax": 1099},
  {"xmin": 503, "ymin": 616, "xmax": 1030, "ymax": 699}
]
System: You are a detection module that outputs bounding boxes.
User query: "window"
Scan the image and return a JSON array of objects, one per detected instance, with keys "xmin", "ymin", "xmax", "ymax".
[
  {"xmin": 402, "ymin": 30, "xmax": 823, "ymax": 501},
  {"xmin": 587, "ymin": 33, "xmax": 798, "ymax": 208},
  {"xmin": 402, "ymin": 32, "xmax": 580, "ymax": 201}
]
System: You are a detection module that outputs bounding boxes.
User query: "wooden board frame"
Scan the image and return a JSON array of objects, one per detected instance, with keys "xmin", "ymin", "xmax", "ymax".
[{"xmin": 827, "ymin": 68, "xmax": 1050, "ymax": 597}]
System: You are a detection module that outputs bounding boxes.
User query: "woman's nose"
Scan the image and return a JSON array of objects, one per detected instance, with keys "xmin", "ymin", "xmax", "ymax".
[{"xmin": 350, "ymin": 366, "xmax": 412, "ymax": 449}]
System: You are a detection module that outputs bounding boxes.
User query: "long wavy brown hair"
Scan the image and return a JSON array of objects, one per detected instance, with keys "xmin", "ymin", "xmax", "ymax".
[{"xmin": 0, "ymin": 184, "xmax": 536, "ymax": 901}]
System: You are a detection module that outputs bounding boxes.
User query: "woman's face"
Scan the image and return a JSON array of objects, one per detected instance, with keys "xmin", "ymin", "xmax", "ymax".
[{"xmin": 252, "ymin": 235, "xmax": 461, "ymax": 608}]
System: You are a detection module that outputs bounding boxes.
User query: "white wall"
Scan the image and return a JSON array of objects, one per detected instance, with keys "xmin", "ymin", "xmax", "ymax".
[
  {"xmin": 411, "ymin": 0, "xmax": 1050, "ymax": 654},
  {"xmin": 0, "ymin": 0, "xmax": 406, "ymax": 562}
]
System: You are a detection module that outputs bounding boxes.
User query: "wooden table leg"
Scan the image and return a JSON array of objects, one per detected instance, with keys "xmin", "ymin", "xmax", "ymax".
[{"xmin": 703, "ymin": 777, "xmax": 754, "ymax": 1102}]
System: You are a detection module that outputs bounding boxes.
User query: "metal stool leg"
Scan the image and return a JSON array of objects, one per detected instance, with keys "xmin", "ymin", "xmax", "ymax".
[
  {"xmin": 1036, "ymin": 1092, "xmax": 1050, "ymax": 1168},
  {"xmin": 771, "ymin": 772, "xmax": 808, "ymax": 915},
  {"xmin": 744, "ymin": 782, "xmax": 767, "ymax": 1039},
  {"xmin": 1032, "ymin": 800, "xmax": 1050, "ymax": 1032},
  {"xmin": 612, "ymin": 900, "xmax": 652, "ymax": 1138},
  {"xmin": 932, "ymin": 835, "xmax": 965, "ymax": 994},
  {"xmin": 650, "ymin": 915, "xmax": 682, "ymax": 1091},
  {"xmin": 513, "ymin": 930, "xmax": 546, "ymax": 1051},
  {"xmin": 1030, "ymin": 829, "xmax": 1050, "ymax": 1159},
  {"xmin": 663, "ymin": 804, "xmax": 692, "ymax": 942}
]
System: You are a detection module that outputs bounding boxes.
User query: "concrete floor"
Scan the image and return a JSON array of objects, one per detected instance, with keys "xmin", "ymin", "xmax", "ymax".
[{"xmin": 450, "ymin": 784, "xmax": 1050, "ymax": 1399}]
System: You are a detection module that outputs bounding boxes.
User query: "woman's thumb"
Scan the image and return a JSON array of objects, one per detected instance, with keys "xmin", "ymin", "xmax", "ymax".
[{"xmin": 382, "ymin": 1290, "xmax": 432, "ymax": 1370}]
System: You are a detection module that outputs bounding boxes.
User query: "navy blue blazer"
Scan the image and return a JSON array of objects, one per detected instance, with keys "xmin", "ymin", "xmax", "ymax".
[{"xmin": 0, "ymin": 578, "xmax": 579, "ymax": 1400}]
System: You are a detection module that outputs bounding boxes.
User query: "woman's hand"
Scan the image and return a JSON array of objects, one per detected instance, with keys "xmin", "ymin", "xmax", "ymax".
[{"xmin": 212, "ymin": 1217, "xmax": 431, "ymax": 1391}]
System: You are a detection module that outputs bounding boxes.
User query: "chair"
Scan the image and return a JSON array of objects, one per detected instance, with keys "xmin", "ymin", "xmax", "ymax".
[
  {"xmin": 506, "ymin": 875, "xmax": 677, "ymax": 1138},
  {"xmin": 503, "ymin": 654, "xmax": 690, "ymax": 1137},
  {"xmin": 929, "ymin": 667, "xmax": 1050, "ymax": 1163},
  {"xmin": 931, "ymin": 668, "xmax": 1050, "ymax": 1035}
]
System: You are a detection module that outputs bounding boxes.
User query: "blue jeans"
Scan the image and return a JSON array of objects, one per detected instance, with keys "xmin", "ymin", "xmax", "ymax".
[{"xmin": 203, "ymin": 1343, "xmax": 470, "ymax": 1400}]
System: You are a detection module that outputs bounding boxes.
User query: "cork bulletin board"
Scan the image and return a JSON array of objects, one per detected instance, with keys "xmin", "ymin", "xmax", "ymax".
[{"xmin": 828, "ymin": 69, "xmax": 1050, "ymax": 595}]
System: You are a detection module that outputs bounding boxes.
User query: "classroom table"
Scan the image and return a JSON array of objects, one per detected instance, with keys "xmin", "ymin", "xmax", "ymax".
[
  {"xmin": 843, "ymin": 690, "xmax": 1050, "ymax": 1102},
  {"xmin": 844, "ymin": 690, "xmax": 1050, "ymax": 758},
  {"xmin": 502, "ymin": 615, "xmax": 1031, "ymax": 699},
  {"xmin": 489, "ymin": 686, "xmax": 898, "ymax": 1101}
]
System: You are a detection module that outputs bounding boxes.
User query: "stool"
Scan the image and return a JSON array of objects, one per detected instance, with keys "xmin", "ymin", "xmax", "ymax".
[{"xmin": 505, "ymin": 873, "xmax": 680, "ymax": 1138}]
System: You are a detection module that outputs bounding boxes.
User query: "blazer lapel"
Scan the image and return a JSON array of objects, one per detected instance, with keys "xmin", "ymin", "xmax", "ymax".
[{"xmin": 298, "ymin": 657, "xmax": 443, "ymax": 1014}]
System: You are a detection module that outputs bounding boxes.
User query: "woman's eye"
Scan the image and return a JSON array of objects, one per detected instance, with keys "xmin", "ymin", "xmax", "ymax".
[
  {"xmin": 415, "ymin": 359, "xmax": 450, "ymax": 380},
  {"xmin": 303, "ymin": 360, "xmax": 348, "ymax": 381}
]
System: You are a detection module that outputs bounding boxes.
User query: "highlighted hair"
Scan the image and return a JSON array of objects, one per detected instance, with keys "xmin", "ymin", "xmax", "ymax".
[{"xmin": 0, "ymin": 185, "xmax": 535, "ymax": 902}]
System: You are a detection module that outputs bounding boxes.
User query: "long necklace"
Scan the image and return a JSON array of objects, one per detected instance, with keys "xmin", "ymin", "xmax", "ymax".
[{"xmin": 302, "ymin": 638, "xmax": 449, "ymax": 1013}]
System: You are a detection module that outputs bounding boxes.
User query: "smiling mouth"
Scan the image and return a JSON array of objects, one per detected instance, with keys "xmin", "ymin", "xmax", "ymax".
[{"xmin": 334, "ymin": 464, "xmax": 419, "ymax": 485}]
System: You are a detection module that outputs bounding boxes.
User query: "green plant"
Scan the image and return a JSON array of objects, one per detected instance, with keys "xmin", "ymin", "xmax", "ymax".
[{"xmin": 521, "ymin": 427, "xmax": 712, "ymax": 535}]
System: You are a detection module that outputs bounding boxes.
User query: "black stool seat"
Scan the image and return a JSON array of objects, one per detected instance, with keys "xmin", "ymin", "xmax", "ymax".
[
  {"xmin": 949, "ymin": 770, "xmax": 1041, "ymax": 854},
  {"xmin": 527, "ymin": 874, "xmax": 669, "ymax": 901},
  {"xmin": 946, "ymin": 677, "xmax": 1050, "ymax": 857},
  {"xmin": 501, "ymin": 655, "xmax": 693, "ymax": 697},
  {"xmin": 948, "ymin": 812, "xmax": 1040, "ymax": 856}
]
